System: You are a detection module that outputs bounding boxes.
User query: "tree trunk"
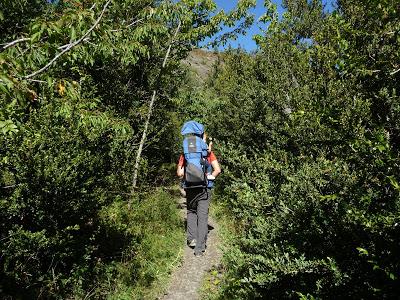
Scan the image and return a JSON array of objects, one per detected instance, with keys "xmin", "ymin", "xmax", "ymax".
[{"xmin": 130, "ymin": 20, "xmax": 182, "ymax": 197}]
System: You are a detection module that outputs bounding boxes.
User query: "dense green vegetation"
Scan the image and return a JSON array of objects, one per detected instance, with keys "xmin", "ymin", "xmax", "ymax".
[
  {"xmin": 0, "ymin": 0, "xmax": 254, "ymax": 298},
  {"xmin": 193, "ymin": 0, "xmax": 400, "ymax": 298},
  {"xmin": 1, "ymin": 0, "xmax": 399, "ymax": 299}
]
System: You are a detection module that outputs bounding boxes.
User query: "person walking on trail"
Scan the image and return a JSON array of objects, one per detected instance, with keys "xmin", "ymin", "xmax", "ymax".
[{"xmin": 177, "ymin": 121, "xmax": 221, "ymax": 257}]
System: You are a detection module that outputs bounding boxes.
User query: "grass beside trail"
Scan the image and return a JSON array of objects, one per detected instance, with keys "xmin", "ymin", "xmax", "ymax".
[
  {"xmin": 82, "ymin": 188, "xmax": 185, "ymax": 300},
  {"xmin": 200, "ymin": 200, "xmax": 238, "ymax": 300}
]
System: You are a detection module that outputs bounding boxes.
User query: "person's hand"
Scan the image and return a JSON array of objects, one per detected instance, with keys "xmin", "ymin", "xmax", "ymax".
[
  {"xmin": 177, "ymin": 166, "xmax": 184, "ymax": 178},
  {"xmin": 208, "ymin": 137, "xmax": 213, "ymax": 153}
]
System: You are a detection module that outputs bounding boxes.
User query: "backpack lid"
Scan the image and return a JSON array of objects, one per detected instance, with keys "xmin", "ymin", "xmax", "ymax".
[
  {"xmin": 183, "ymin": 135, "xmax": 208, "ymax": 156},
  {"xmin": 181, "ymin": 121, "xmax": 204, "ymax": 136}
]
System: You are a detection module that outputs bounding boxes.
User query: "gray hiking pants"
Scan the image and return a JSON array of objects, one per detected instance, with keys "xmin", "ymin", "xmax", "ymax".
[{"xmin": 186, "ymin": 188, "xmax": 211, "ymax": 255}]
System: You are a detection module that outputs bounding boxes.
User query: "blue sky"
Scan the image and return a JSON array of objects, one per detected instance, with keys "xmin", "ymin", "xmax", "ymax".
[{"xmin": 211, "ymin": 0, "xmax": 335, "ymax": 51}]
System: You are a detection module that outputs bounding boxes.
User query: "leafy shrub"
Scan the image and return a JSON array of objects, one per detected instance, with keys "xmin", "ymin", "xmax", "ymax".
[
  {"xmin": 0, "ymin": 0, "xmax": 256, "ymax": 297},
  {"xmin": 201, "ymin": 1, "xmax": 400, "ymax": 298}
]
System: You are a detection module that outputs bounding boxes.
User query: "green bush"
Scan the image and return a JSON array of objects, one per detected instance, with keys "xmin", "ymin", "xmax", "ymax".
[{"xmin": 201, "ymin": 0, "xmax": 400, "ymax": 298}]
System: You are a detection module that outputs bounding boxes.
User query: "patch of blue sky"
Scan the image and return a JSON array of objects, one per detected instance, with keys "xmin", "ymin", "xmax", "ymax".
[{"xmin": 202, "ymin": 0, "xmax": 335, "ymax": 51}]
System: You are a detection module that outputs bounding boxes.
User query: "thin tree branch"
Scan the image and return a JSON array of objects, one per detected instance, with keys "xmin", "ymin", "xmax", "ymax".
[
  {"xmin": 1, "ymin": 184, "xmax": 20, "ymax": 189},
  {"xmin": 0, "ymin": 37, "xmax": 30, "ymax": 52},
  {"xmin": 127, "ymin": 18, "xmax": 144, "ymax": 28},
  {"xmin": 390, "ymin": 68, "xmax": 400, "ymax": 76},
  {"xmin": 23, "ymin": 0, "xmax": 111, "ymax": 80},
  {"xmin": 58, "ymin": 43, "xmax": 70, "ymax": 50},
  {"xmin": 110, "ymin": 17, "xmax": 145, "ymax": 32},
  {"xmin": 1, "ymin": 185, "xmax": 14, "ymax": 189},
  {"xmin": 130, "ymin": 20, "xmax": 182, "ymax": 196},
  {"xmin": 58, "ymin": 37, "xmax": 92, "ymax": 50},
  {"xmin": 26, "ymin": 79, "xmax": 46, "ymax": 83}
]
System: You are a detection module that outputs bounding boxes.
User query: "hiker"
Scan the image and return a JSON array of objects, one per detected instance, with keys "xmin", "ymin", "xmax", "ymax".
[{"xmin": 177, "ymin": 121, "xmax": 221, "ymax": 257}]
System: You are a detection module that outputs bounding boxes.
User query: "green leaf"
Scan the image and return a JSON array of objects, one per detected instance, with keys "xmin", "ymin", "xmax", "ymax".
[
  {"xmin": 376, "ymin": 144, "xmax": 385, "ymax": 152},
  {"xmin": 0, "ymin": 120, "xmax": 18, "ymax": 135},
  {"xmin": 0, "ymin": 83, "xmax": 9, "ymax": 94},
  {"xmin": 32, "ymin": 23, "xmax": 41, "ymax": 32},
  {"xmin": 388, "ymin": 176, "xmax": 400, "ymax": 190},
  {"xmin": 31, "ymin": 31, "xmax": 41, "ymax": 43},
  {"xmin": 356, "ymin": 247, "xmax": 368, "ymax": 256},
  {"xmin": 71, "ymin": 27, "xmax": 76, "ymax": 41}
]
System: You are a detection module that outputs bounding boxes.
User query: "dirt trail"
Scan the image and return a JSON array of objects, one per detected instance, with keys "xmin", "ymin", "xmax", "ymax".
[{"xmin": 161, "ymin": 196, "xmax": 222, "ymax": 300}]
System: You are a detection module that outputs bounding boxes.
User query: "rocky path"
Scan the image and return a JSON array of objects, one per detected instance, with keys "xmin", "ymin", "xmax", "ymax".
[{"xmin": 161, "ymin": 196, "xmax": 222, "ymax": 300}]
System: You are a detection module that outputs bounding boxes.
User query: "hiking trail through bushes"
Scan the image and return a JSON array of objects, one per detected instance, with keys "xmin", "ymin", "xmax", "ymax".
[{"xmin": 162, "ymin": 196, "xmax": 222, "ymax": 300}]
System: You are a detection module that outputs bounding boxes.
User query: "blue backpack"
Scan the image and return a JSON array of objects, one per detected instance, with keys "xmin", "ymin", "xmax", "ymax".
[{"xmin": 181, "ymin": 121, "xmax": 209, "ymax": 189}]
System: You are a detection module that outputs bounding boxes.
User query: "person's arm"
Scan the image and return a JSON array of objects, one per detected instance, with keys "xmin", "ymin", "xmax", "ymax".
[
  {"xmin": 177, "ymin": 165, "xmax": 184, "ymax": 178},
  {"xmin": 204, "ymin": 133, "xmax": 213, "ymax": 153},
  {"xmin": 208, "ymin": 137, "xmax": 213, "ymax": 153},
  {"xmin": 177, "ymin": 154, "xmax": 184, "ymax": 178},
  {"xmin": 211, "ymin": 159, "xmax": 221, "ymax": 178}
]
